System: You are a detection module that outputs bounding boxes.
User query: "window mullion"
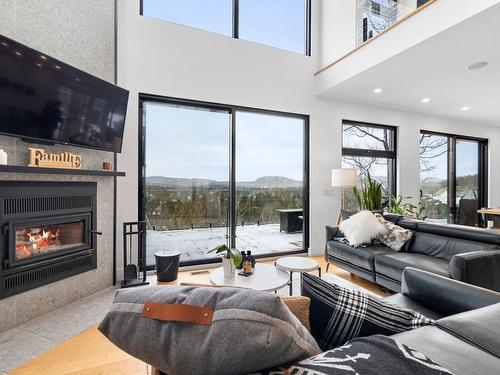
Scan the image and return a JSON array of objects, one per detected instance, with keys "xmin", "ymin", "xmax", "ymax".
[{"xmin": 232, "ymin": 0, "xmax": 239, "ymax": 39}]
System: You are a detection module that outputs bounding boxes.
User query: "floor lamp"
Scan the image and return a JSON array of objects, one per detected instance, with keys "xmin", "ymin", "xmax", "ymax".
[{"xmin": 331, "ymin": 168, "xmax": 357, "ymax": 225}]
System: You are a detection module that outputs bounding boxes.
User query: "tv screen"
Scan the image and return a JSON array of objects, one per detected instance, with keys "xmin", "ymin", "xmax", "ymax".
[{"xmin": 0, "ymin": 34, "xmax": 128, "ymax": 153}]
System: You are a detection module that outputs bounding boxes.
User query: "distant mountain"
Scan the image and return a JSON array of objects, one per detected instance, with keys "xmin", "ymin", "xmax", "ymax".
[
  {"xmin": 239, "ymin": 176, "xmax": 302, "ymax": 188},
  {"xmin": 146, "ymin": 176, "xmax": 218, "ymax": 187},
  {"xmin": 146, "ymin": 176, "xmax": 302, "ymax": 188}
]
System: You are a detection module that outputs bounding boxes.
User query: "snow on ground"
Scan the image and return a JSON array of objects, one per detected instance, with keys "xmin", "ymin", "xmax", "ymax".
[{"xmin": 146, "ymin": 223, "xmax": 302, "ymax": 265}]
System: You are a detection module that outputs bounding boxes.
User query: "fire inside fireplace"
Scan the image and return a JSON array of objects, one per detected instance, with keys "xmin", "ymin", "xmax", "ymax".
[{"xmin": 15, "ymin": 221, "xmax": 85, "ymax": 261}]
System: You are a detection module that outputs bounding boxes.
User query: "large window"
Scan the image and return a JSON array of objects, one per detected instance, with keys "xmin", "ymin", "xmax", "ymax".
[
  {"xmin": 341, "ymin": 120, "xmax": 397, "ymax": 209},
  {"xmin": 141, "ymin": 0, "xmax": 311, "ymax": 55},
  {"xmin": 140, "ymin": 96, "xmax": 308, "ymax": 267},
  {"xmin": 419, "ymin": 131, "xmax": 488, "ymax": 226}
]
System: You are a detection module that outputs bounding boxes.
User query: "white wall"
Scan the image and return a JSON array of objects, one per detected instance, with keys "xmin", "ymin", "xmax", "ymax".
[
  {"xmin": 317, "ymin": 0, "xmax": 500, "ymax": 92},
  {"xmin": 116, "ymin": 0, "xmax": 500, "ymax": 269},
  {"xmin": 319, "ymin": 0, "xmax": 357, "ymax": 67}
]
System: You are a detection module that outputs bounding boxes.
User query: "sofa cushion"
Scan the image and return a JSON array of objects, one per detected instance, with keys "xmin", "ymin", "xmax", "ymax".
[
  {"xmin": 99, "ymin": 286, "xmax": 320, "ymax": 375},
  {"xmin": 417, "ymin": 222, "xmax": 500, "ymax": 245},
  {"xmin": 393, "ymin": 325, "xmax": 500, "ymax": 375},
  {"xmin": 383, "ymin": 294, "xmax": 443, "ymax": 320},
  {"xmin": 301, "ymin": 273, "xmax": 433, "ymax": 351},
  {"xmin": 374, "ymin": 253, "xmax": 449, "ymax": 282},
  {"xmin": 409, "ymin": 231, "xmax": 497, "ymax": 260},
  {"xmin": 327, "ymin": 240, "xmax": 393, "ymax": 271},
  {"xmin": 436, "ymin": 303, "xmax": 500, "ymax": 359}
]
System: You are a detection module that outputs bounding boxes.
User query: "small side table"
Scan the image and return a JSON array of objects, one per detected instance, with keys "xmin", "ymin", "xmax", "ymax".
[{"xmin": 275, "ymin": 257, "xmax": 321, "ymax": 296}]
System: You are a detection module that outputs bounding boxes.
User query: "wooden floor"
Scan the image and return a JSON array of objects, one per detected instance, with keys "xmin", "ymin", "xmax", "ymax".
[{"xmin": 10, "ymin": 257, "xmax": 385, "ymax": 375}]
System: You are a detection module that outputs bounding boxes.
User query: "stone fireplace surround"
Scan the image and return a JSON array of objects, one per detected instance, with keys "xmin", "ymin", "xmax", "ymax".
[{"xmin": 0, "ymin": 135, "xmax": 117, "ymax": 332}]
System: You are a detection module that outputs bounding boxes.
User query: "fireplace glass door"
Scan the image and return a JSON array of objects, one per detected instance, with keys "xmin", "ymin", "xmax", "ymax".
[{"xmin": 11, "ymin": 215, "xmax": 90, "ymax": 266}]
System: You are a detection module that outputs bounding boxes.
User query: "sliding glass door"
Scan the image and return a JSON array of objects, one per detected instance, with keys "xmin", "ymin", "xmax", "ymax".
[
  {"xmin": 419, "ymin": 131, "xmax": 487, "ymax": 226},
  {"xmin": 140, "ymin": 97, "xmax": 308, "ymax": 266},
  {"xmin": 235, "ymin": 111, "xmax": 305, "ymax": 255},
  {"xmin": 141, "ymin": 102, "xmax": 231, "ymax": 265}
]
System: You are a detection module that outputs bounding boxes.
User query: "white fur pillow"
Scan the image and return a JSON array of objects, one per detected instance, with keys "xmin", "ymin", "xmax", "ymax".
[{"xmin": 339, "ymin": 211, "xmax": 387, "ymax": 247}]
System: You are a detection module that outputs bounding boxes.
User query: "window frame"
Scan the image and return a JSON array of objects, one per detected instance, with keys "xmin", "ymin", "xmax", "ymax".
[
  {"xmin": 139, "ymin": 0, "xmax": 312, "ymax": 56},
  {"xmin": 341, "ymin": 119, "xmax": 397, "ymax": 195},
  {"xmin": 139, "ymin": 94, "xmax": 310, "ymax": 268},
  {"xmin": 419, "ymin": 130, "xmax": 488, "ymax": 226}
]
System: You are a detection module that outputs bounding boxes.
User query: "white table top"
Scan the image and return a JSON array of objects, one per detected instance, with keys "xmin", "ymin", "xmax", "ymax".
[
  {"xmin": 210, "ymin": 263, "xmax": 289, "ymax": 292},
  {"xmin": 275, "ymin": 256, "xmax": 319, "ymax": 272}
]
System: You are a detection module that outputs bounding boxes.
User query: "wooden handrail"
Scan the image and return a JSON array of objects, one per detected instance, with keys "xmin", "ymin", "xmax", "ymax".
[{"xmin": 315, "ymin": 0, "xmax": 437, "ymax": 76}]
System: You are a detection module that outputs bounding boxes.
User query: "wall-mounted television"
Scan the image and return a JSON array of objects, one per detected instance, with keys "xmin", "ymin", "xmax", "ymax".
[{"xmin": 0, "ymin": 34, "xmax": 129, "ymax": 153}]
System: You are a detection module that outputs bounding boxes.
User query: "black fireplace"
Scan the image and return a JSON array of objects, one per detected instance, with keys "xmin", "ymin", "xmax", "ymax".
[{"xmin": 0, "ymin": 181, "xmax": 97, "ymax": 299}]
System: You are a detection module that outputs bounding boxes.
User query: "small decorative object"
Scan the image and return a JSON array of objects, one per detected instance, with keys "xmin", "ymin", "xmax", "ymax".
[
  {"xmin": 236, "ymin": 250, "xmax": 246, "ymax": 270},
  {"xmin": 246, "ymin": 251, "xmax": 256, "ymax": 270},
  {"xmin": 27, "ymin": 147, "xmax": 81, "ymax": 169},
  {"xmin": 103, "ymin": 161, "xmax": 112, "ymax": 170},
  {"xmin": 207, "ymin": 244, "xmax": 243, "ymax": 277},
  {"xmin": 0, "ymin": 149, "xmax": 7, "ymax": 165},
  {"xmin": 241, "ymin": 256, "xmax": 253, "ymax": 275}
]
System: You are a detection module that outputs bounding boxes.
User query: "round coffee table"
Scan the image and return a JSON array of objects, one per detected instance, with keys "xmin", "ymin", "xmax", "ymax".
[
  {"xmin": 275, "ymin": 257, "xmax": 321, "ymax": 295},
  {"xmin": 210, "ymin": 263, "xmax": 289, "ymax": 292}
]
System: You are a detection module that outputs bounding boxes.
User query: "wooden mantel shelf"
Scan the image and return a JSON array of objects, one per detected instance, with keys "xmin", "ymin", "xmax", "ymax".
[{"xmin": 0, "ymin": 164, "xmax": 125, "ymax": 177}]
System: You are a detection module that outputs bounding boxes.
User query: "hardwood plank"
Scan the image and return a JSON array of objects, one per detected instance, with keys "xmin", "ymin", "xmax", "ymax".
[{"xmin": 9, "ymin": 328, "xmax": 148, "ymax": 375}]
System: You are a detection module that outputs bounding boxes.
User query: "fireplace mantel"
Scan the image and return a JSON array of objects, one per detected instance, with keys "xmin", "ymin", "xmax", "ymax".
[{"xmin": 0, "ymin": 165, "xmax": 125, "ymax": 177}]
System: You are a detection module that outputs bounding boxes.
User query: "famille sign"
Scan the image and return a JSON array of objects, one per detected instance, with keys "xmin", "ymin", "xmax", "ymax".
[{"xmin": 28, "ymin": 148, "xmax": 82, "ymax": 169}]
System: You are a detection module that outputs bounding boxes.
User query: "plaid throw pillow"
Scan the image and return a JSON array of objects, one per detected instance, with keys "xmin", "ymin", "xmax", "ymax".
[{"xmin": 301, "ymin": 273, "xmax": 434, "ymax": 351}]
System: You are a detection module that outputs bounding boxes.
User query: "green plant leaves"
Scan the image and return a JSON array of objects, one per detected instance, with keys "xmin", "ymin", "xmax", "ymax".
[
  {"xmin": 207, "ymin": 244, "xmax": 242, "ymax": 267},
  {"xmin": 352, "ymin": 172, "xmax": 383, "ymax": 211}
]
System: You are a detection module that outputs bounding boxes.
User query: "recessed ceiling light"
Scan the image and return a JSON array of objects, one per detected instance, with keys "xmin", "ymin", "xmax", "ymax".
[
  {"xmin": 421, "ymin": 98, "xmax": 431, "ymax": 103},
  {"xmin": 374, "ymin": 88, "xmax": 382, "ymax": 94},
  {"xmin": 467, "ymin": 61, "xmax": 489, "ymax": 70},
  {"xmin": 14, "ymin": 51, "xmax": 22, "ymax": 56},
  {"xmin": 461, "ymin": 106, "xmax": 470, "ymax": 111}
]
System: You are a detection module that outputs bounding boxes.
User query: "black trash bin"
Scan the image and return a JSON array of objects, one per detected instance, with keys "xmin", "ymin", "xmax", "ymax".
[{"xmin": 154, "ymin": 251, "xmax": 181, "ymax": 282}]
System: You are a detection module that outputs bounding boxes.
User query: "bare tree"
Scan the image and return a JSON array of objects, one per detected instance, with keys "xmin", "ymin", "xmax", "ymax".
[{"xmin": 419, "ymin": 133, "xmax": 447, "ymax": 176}]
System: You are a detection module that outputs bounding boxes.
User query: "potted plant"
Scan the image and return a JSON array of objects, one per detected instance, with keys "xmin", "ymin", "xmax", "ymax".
[
  {"xmin": 207, "ymin": 244, "xmax": 243, "ymax": 277},
  {"xmin": 386, "ymin": 193, "xmax": 413, "ymax": 215},
  {"xmin": 352, "ymin": 172, "xmax": 384, "ymax": 212}
]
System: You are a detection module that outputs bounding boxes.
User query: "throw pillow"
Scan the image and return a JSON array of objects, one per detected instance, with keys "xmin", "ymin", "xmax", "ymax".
[
  {"xmin": 99, "ymin": 286, "xmax": 321, "ymax": 375},
  {"xmin": 375, "ymin": 213, "xmax": 413, "ymax": 251},
  {"xmin": 301, "ymin": 273, "xmax": 434, "ymax": 351},
  {"xmin": 339, "ymin": 210, "xmax": 387, "ymax": 247},
  {"xmin": 259, "ymin": 335, "xmax": 453, "ymax": 375}
]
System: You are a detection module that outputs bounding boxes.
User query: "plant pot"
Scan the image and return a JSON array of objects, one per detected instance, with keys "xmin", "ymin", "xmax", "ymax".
[{"xmin": 222, "ymin": 257, "xmax": 235, "ymax": 276}]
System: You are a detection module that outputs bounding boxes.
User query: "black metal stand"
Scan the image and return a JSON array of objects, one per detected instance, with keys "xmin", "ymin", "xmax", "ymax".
[{"xmin": 121, "ymin": 221, "xmax": 149, "ymax": 288}]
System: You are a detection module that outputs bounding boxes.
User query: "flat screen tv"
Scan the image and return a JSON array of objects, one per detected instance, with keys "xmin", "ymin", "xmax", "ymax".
[{"xmin": 0, "ymin": 34, "xmax": 129, "ymax": 153}]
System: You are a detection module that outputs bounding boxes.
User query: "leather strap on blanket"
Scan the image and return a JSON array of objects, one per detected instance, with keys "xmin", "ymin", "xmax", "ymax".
[{"xmin": 142, "ymin": 301, "xmax": 214, "ymax": 325}]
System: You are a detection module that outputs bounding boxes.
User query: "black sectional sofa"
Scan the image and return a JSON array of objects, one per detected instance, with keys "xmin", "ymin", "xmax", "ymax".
[
  {"xmin": 383, "ymin": 268, "xmax": 500, "ymax": 374},
  {"xmin": 326, "ymin": 216, "xmax": 500, "ymax": 292}
]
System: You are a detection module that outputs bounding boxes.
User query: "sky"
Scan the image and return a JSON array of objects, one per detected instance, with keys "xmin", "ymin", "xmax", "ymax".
[
  {"xmin": 142, "ymin": 0, "xmax": 307, "ymax": 54},
  {"xmin": 144, "ymin": 102, "xmax": 304, "ymax": 181},
  {"xmin": 421, "ymin": 138, "xmax": 478, "ymax": 180}
]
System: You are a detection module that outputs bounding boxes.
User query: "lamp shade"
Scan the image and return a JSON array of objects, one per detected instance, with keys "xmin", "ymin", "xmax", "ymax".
[{"xmin": 331, "ymin": 168, "xmax": 357, "ymax": 187}]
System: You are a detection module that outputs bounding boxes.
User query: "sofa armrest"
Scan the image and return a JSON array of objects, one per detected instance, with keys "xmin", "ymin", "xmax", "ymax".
[
  {"xmin": 401, "ymin": 267, "xmax": 500, "ymax": 317},
  {"xmin": 325, "ymin": 225, "xmax": 340, "ymax": 242},
  {"xmin": 450, "ymin": 250, "xmax": 500, "ymax": 292},
  {"xmin": 325, "ymin": 225, "xmax": 340, "ymax": 262}
]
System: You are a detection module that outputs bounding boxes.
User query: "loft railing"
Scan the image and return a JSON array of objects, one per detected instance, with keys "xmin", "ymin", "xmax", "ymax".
[{"xmin": 316, "ymin": 0, "xmax": 436, "ymax": 75}]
